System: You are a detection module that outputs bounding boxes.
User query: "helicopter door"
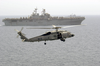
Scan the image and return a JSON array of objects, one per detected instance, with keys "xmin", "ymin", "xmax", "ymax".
[
  {"xmin": 58, "ymin": 33, "xmax": 65, "ymax": 42},
  {"xmin": 58, "ymin": 33, "xmax": 62, "ymax": 39}
]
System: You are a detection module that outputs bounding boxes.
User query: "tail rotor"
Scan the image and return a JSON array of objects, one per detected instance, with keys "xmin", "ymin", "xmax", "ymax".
[
  {"xmin": 15, "ymin": 27, "xmax": 24, "ymax": 38},
  {"xmin": 15, "ymin": 27, "xmax": 28, "ymax": 42}
]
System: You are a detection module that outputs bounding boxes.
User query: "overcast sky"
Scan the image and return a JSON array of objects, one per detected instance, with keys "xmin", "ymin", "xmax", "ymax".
[{"xmin": 0, "ymin": 0, "xmax": 100, "ymax": 16}]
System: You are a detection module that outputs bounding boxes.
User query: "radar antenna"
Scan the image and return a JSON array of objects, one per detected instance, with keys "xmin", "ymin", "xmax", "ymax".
[{"xmin": 34, "ymin": 8, "xmax": 37, "ymax": 15}]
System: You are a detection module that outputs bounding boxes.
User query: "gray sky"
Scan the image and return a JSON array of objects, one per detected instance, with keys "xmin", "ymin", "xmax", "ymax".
[{"xmin": 0, "ymin": 0, "xmax": 100, "ymax": 16}]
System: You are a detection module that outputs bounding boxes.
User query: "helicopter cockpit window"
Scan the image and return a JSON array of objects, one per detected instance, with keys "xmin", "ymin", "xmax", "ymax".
[{"xmin": 41, "ymin": 32, "xmax": 51, "ymax": 36}]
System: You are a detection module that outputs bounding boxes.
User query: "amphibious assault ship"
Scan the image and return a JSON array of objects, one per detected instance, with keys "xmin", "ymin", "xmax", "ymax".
[{"xmin": 2, "ymin": 8, "xmax": 85, "ymax": 26}]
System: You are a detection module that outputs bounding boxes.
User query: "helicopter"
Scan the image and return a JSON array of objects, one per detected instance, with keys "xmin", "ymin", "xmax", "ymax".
[{"xmin": 15, "ymin": 25, "xmax": 84, "ymax": 45}]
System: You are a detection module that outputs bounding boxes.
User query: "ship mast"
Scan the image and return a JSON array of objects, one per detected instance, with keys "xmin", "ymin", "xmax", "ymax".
[
  {"xmin": 42, "ymin": 9, "xmax": 46, "ymax": 15},
  {"xmin": 34, "ymin": 8, "xmax": 37, "ymax": 15}
]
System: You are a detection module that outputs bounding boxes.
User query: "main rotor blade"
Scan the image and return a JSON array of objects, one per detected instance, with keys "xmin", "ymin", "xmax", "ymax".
[
  {"xmin": 27, "ymin": 24, "xmax": 86, "ymax": 29},
  {"xmin": 62, "ymin": 24, "xmax": 86, "ymax": 28},
  {"xmin": 52, "ymin": 25, "xmax": 56, "ymax": 28},
  {"xmin": 27, "ymin": 25, "xmax": 57, "ymax": 29},
  {"xmin": 27, "ymin": 28, "xmax": 53, "ymax": 29}
]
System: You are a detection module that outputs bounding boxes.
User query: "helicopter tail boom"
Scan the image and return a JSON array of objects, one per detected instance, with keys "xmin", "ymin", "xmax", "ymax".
[{"xmin": 18, "ymin": 31, "xmax": 29, "ymax": 42}]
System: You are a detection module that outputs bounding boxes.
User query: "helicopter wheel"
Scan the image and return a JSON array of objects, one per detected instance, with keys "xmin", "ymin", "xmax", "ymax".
[
  {"xmin": 44, "ymin": 41, "xmax": 46, "ymax": 45},
  {"xmin": 44, "ymin": 43, "xmax": 46, "ymax": 45}
]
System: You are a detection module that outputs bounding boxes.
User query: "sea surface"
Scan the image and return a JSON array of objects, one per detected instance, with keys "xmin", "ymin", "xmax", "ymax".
[{"xmin": 0, "ymin": 15, "xmax": 100, "ymax": 66}]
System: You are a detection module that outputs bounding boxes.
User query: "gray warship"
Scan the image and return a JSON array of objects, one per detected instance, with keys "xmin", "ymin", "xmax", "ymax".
[{"xmin": 2, "ymin": 8, "xmax": 85, "ymax": 26}]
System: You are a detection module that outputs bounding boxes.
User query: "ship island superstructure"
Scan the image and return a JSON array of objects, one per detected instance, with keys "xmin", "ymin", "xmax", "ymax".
[{"xmin": 2, "ymin": 8, "xmax": 85, "ymax": 26}]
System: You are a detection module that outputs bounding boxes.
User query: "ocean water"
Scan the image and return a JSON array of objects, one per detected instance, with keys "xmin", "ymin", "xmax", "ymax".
[{"xmin": 0, "ymin": 15, "xmax": 100, "ymax": 66}]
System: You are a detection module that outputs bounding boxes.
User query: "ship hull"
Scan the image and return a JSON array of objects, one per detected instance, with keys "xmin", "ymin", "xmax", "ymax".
[{"xmin": 3, "ymin": 19, "xmax": 84, "ymax": 26}]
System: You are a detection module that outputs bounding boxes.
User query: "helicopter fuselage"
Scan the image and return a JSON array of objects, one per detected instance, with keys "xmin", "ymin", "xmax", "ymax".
[
  {"xmin": 15, "ymin": 25, "xmax": 84, "ymax": 45},
  {"xmin": 18, "ymin": 30, "xmax": 74, "ymax": 42}
]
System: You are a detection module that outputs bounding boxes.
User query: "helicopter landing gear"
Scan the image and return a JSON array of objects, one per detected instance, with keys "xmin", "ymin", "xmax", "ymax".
[
  {"xmin": 44, "ymin": 43, "xmax": 46, "ymax": 45},
  {"xmin": 44, "ymin": 41, "xmax": 46, "ymax": 45},
  {"xmin": 60, "ymin": 38, "xmax": 65, "ymax": 42}
]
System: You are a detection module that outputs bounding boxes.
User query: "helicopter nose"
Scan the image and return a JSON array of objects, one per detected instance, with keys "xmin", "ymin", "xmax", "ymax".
[{"xmin": 71, "ymin": 34, "xmax": 74, "ymax": 37}]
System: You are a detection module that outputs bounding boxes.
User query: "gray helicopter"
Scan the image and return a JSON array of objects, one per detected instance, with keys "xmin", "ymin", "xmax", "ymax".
[{"xmin": 15, "ymin": 25, "xmax": 84, "ymax": 45}]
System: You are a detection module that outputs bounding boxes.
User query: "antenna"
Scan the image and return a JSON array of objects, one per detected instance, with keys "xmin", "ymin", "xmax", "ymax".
[{"xmin": 34, "ymin": 8, "xmax": 38, "ymax": 15}]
